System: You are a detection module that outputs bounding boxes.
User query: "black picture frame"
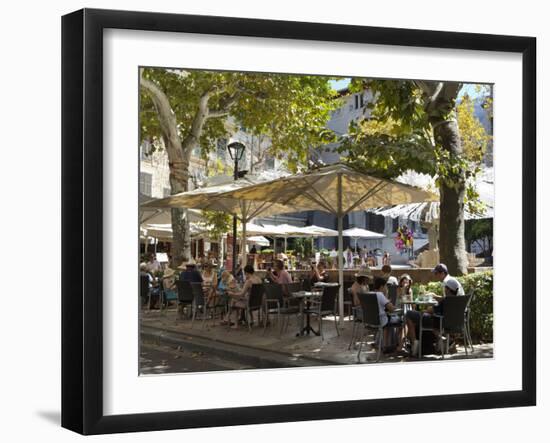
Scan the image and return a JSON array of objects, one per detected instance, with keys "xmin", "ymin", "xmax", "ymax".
[{"xmin": 62, "ymin": 8, "xmax": 536, "ymax": 435}]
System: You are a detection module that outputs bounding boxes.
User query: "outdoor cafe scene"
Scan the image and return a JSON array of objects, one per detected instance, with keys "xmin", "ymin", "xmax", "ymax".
[{"xmin": 138, "ymin": 68, "xmax": 494, "ymax": 374}]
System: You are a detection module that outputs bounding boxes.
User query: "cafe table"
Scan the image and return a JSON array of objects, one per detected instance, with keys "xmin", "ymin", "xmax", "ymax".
[
  {"xmin": 291, "ymin": 290, "xmax": 323, "ymax": 336},
  {"xmin": 400, "ymin": 298, "xmax": 438, "ymax": 313}
]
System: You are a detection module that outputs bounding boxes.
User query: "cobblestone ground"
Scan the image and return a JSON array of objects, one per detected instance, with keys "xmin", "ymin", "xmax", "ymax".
[{"xmin": 140, "ymin": 307, "xmax": 494, "ymax": 370}]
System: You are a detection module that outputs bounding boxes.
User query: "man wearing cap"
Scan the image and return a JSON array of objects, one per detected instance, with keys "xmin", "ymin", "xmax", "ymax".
[
  {"xmin": 432, "ymin": 263, "xmax": 465, "ymax": 298},
  {"xmin": 405, "ymin": 263, "xmax": 464, "ymax": 355}
]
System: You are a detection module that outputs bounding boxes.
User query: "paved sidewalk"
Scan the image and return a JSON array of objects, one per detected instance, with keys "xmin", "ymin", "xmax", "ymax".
[{"xmin": 140, "ymin": 308, "xmax": 494, "ymax": 369}]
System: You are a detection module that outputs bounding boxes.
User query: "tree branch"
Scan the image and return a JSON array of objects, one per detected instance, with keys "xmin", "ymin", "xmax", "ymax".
[
  {"xmin": 140, "ymin": 75, "xmax": 183, "ymax": 157},
  {"xmin": 207, "ymin": 92, "xmax": 240, "ymax": 120}
]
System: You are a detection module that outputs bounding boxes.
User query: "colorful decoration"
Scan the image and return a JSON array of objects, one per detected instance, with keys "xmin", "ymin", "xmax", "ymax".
[{"xmin": 395, "ymin": 225, "xmax": 414, "ymax": 254}]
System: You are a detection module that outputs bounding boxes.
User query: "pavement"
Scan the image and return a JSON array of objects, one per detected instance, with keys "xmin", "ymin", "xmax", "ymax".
[
  {"xmin": 140, "ymin": 341, "xmax": 256, "ymax": 374},
  {"xmin": 140, "ymin": 307, "xmax": 494, "ymax": 373}
]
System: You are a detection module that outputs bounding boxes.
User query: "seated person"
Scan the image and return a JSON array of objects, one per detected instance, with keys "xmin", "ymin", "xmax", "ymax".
[
  {"xmin": 267, "ymin": 259, "xmax": 293, "ymax": 285},
  {"xmin": 309, "ymin": 261, "xmax": 329, "ymax": 285},
  {"xmin": 161, "ymin": 267, "xmax": 177, "ymax": 307},
  {"xmin": 431, "ymin": 263, "xmax": 465, "ymax": 298},
  {"xmin": 381, "ymin": 264, "xmax": 398, "ymax": 286},
  {"xmin": 371, "ymin": 277, "xmax": 403, "ymax": 352},
  {"xmin": 405, "ymin": 266, "xmax": 464, "ymax": 355},
  {"xmin": 225, "ymin": 265, "xmax": 262, "ymax": 329},
  {"xmin": 201, "ymin": 262, "xmax": 218, "ymax": 306},
  {"xmin": 350, "ymin": 272, "xmax": 370, "ymax": 321},
  {"xmin": 178, "ymin": 258, "xmax": 203, "ymax": 284},
  {"xmin": 351, "ymin": 273, "xmax": 370, "ymax": 307},
  {"xmin": 217, "ymin": 270, "xmax": 236, "ymax": 314},
  {"xmin": 397, "ymin": 274, "xmax": 414, "ymax": 301},
  {"xmin": 140, "ymin": 263, "xmax": 155, "ymax": 307}
]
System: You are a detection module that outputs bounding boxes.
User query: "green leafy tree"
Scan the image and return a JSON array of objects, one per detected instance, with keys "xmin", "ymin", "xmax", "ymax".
[
  {"xmin": 465, "ymin": 218, "xmax": 493, "ymax": 257},
  {"xmin": 341, "ymin": 80, "xmax": 490, "ymax": 275},
  {"xmin": 198, "ymin": 210, "xmax": 233, "ymax": 262},
  {"xmin": 140, "ymin": 68, "xmax": 338, "ymax": 263}
]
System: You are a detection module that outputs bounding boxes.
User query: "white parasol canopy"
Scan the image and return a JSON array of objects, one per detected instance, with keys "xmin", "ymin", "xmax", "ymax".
[
  {"xmin": 226, "ymin": 163, "xmax": 437, "ymax": 322},
  {"xmin": 246, "ymin": 236, "xmax": 270, "ymax": 246},
  {"xmin": 141, "ymin": 174, "xmax": 308, "ymax": 267}
]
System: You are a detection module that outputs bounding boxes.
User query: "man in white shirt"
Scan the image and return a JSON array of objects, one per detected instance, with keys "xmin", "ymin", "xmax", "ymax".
[
  {"xmin": 432, "ymin": 263, "xmax": 465, "ymax": 299},
  {"xmin": 146, "ymin": 253, "xmax": 161, "ymax": 274},
  {"xmin": 405, "ymin": 263, "xmax": 465, "ymax": 355}
]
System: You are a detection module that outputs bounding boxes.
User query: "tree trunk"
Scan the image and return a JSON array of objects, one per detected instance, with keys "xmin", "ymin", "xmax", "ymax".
[
  {"xmin": 431, "ymin": 108, "xmax": 468, "ymax": 275},
  {"xmin": 140, "ymin": 75, "xmax": 191, "ymax": 264},
  {"xmin": 439, "ymin": 178, "xmax": 468, "ymax": 275}
]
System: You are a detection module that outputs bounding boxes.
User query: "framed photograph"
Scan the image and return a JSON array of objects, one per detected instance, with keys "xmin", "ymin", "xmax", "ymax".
[{"xmin": 62, "ymin": 8, "xmax": 536, "ymax": 435}]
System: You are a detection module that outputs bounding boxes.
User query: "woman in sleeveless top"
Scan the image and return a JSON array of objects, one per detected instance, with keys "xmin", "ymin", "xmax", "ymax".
[{"xmin": 201, "ymin": 262, "xmax": 218, "ymax": 306}]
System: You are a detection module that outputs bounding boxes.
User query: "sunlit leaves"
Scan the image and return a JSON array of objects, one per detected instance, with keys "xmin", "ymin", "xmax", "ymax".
[
  {"xmin": 457, "ymin": 94, "xmax": 491, "ymax": 164},
  {"xmin": 140, "ymin": 68, "xmax": 341, "ymax": 172}
]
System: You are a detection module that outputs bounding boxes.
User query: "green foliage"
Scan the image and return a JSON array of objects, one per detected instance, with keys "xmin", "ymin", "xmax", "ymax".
[
  {"xmin": 293, "ymin": 238, "xmax": 305, "ymax": 257},
  {"xmin": 465, "ymin": 219, "xmax": 493, "ymax": 256},
  {"xmin": 141, "ymin": 68, "xmax": 340, "ymax": 171},
  {"xmin": 460, "ymin": 270, "xmax": 493, "ymax": 342},
  {"xmin": 412, "ymin": 270, "xmax": 493, "ymax": 342},
  {"xmin": 199, "ymin": 210, "xmax": 232, "ymax": 242},
  {"xmin": 260, "ymin": 249, "xmax": 274, "ymax": 254},
  {"xmin": 457, "ymin": 94, "xmax": 491, "ymax": 163},
  {"xmin": 340, "ymin": 78, "xmax": 491, "ymax": 214}
]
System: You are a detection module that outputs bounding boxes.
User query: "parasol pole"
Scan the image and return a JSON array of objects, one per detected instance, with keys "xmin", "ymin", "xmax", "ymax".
[{"xmin": 337, "ymin": 173, "xmax": 344, "ymax": 325}]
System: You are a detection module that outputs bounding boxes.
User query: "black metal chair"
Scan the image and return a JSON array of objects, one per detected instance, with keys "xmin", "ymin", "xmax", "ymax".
[
  {"xmin": 140, "ymin": 274, "xmax": 151, "ymax": 309},
  {"xmin": 159, "ymin": 280, "xmax": 178, "ymax": 314},
  {"xmin": 348, "ymin": 304, "xmax": 363, "ymax": 350},
  {"xmin": 419, "ymin": 294, "xmax": 471, "ymax": 359},
  {"xmin": 464, "ymin": 290, "xmax": 475, "ymax": 352},
  {"xmin": 264, "ymin": 283, "xmax": 299, "ymax": 335},
  {"xmin": 283, "ymin": 282, "xmax": 302, "ymax": 310},
  {"xmin": 244, "ymin": 283, "xmax": 265, "ymax": 331},
  {"xmin": 304, "ymin": 285, "xmax": 340, "ymax": 340},
  {"xmin": 343, "ymin": 281, "xmax": 354, "ymax": 318},
  {"xmin": 355, "ymin": 292, "xmax": 403, "ymax": 362},
  {"xmin": 387, "ymin": 284, "xmax": 398, "ymax": 306},
  {"xmin": 176, "ymin": 280, "xmax": 194, "ymax": 319},
  {"xmin": 301, "ymin": 278, "xmax": 312, "ymax": 292}
]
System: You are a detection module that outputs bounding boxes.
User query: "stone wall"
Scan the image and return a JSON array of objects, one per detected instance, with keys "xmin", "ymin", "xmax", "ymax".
[{"xmin": 254, "ymin": 267, "xmax": 491, "ymax": 285}]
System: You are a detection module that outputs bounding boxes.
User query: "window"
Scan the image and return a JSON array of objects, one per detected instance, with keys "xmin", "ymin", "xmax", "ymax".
[
  {"xmin": 265, "ymin": 155, "xmax": 275, "ymax": 170},
  {"xmin": 365, "ymin": 213, "xmax": 385, "ymax": 233},
  {"xmin": 139, "ymin": 172, "xmax": 152, "ymax": 196},
  {"xmin": 354, "ymin": 94, "xmax": 359, "ymax": 109},
  {"xmin": 360, "ymin": 93, "xmax": 365, "ymax": 108},
  {"xmin": 392, "ymin": 217, "xmax": 399, "ymax": 233},
  {"xmin": 217, "ymin": 138, "xmax": 227, "ymax": 160},
  {"xmin": 140, "ymin": 140, "xmax": 153, "ymax": 160}
]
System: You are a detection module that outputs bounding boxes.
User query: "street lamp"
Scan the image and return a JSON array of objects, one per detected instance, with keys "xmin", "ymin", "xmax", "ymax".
[{"xmin": 227, "ymin": 140, "xmax": 246, "ymax": 276}]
